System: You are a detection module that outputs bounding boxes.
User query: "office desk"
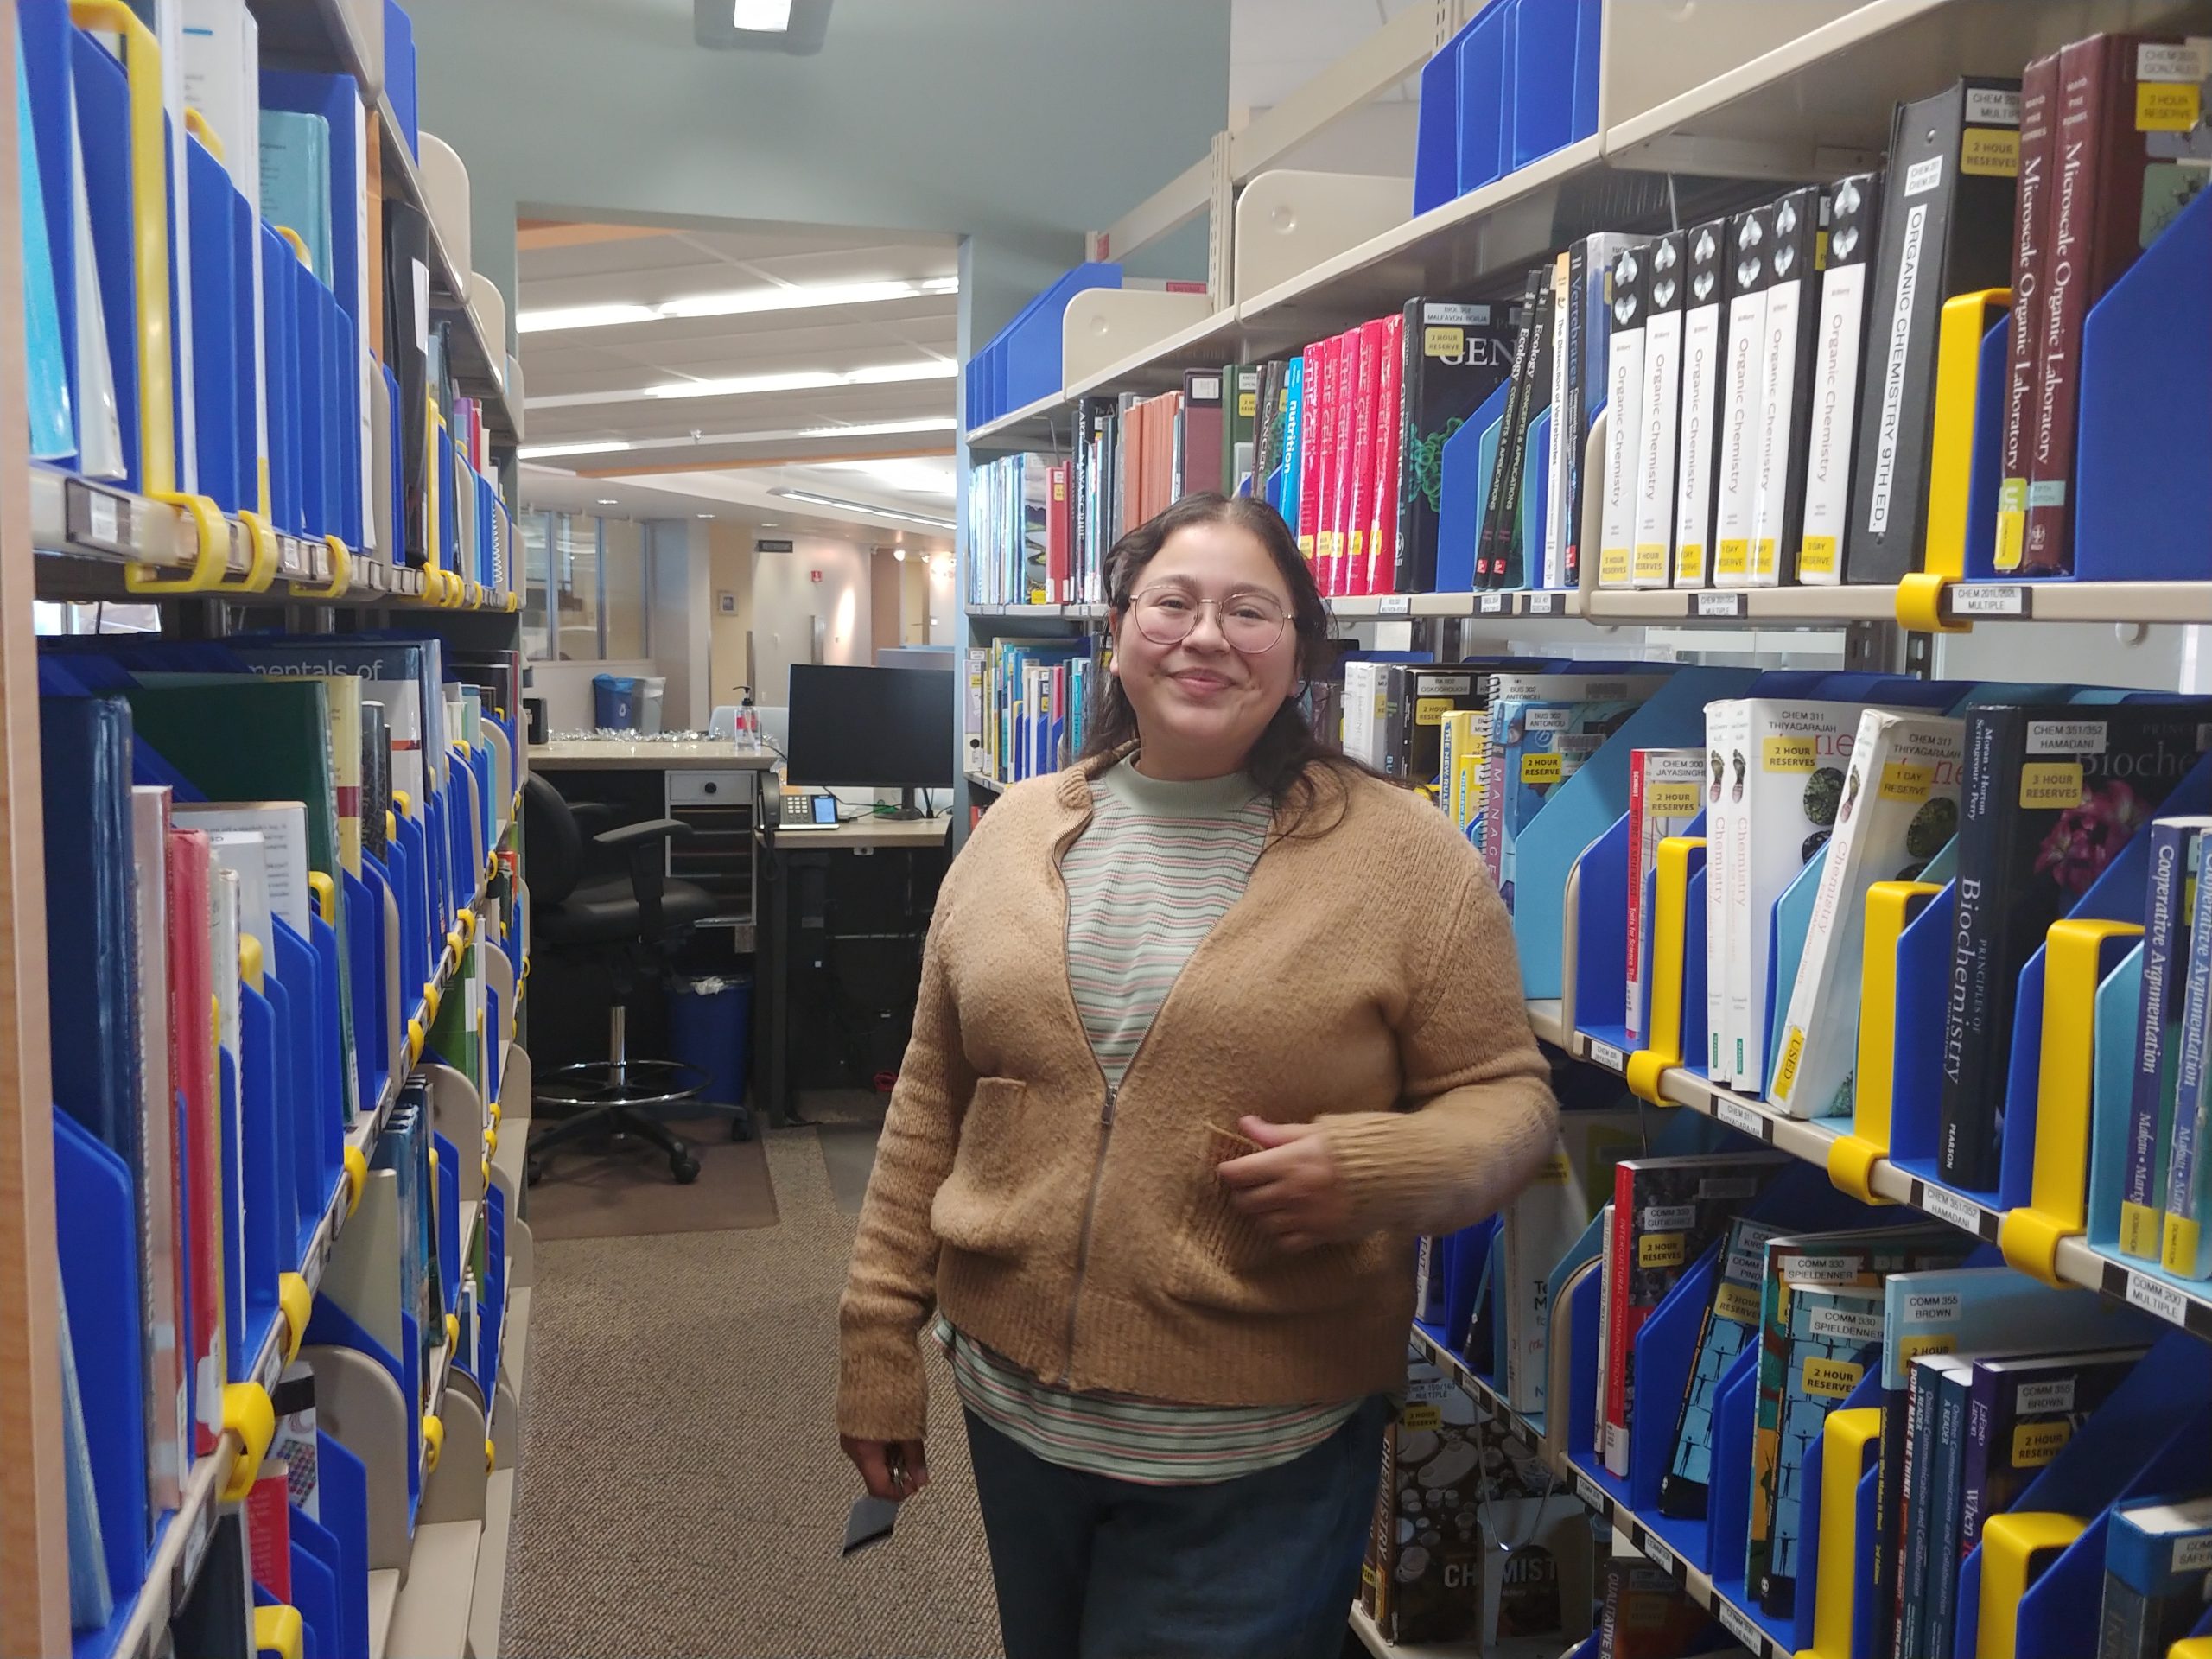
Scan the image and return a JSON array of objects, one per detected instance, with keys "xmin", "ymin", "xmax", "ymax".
[
  {"xmin": 755, "ymin": 813, "xmax": 952, "ymax": 1125},
  {"xmin": 530, "ymin": 739, "xmax": 777, "ymax": 772}
]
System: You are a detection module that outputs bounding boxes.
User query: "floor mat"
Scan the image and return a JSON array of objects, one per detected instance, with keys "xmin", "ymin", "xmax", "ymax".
[{"xmin": 526, "ymin": 1116, "xmax": 779, "ymax": 1241}]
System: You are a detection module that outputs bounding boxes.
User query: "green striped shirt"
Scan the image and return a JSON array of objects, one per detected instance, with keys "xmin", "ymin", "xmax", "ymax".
[{"xmin": 940, "ymin": 757, "xmax": 1362, "ymax": 1484}]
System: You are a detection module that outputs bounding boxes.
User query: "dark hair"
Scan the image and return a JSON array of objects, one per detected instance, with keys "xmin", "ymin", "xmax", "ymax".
[{"xmin": 1077, "ymin": 492, "xmax": 1386, "ymax": 833}]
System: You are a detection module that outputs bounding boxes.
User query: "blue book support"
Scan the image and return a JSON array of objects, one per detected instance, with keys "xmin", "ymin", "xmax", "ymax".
[
  {"xmin": 54, "ymin": 1110, "xmax": 150, "ymax": 1612},
  {"xmin": 285, "ymin": 1531, "xmax": 338, "ymax": 1659},
  {"xmin": 274, "ymin": 919, "xmax": 342, "ymax": 1242},
  {"xmin": 1574, "ymin": 810, "xmax": 1709, "ymax": 1066},
  {"xmin": 1760, "ymin": 842, "xmax": 1831, "ymax": 1100},
  {"xmin": 342, "ymin": 870, "xmax": 383, "ymax": 1117},
  {"xmin": 1455, "ymin": 2, "xmax": 1513, "ymax": 195},
  {"xmin": 239, "ymin": 974, "xmax": 291, "ymax": 1375},
  {"xmin": 293, "ymin": 254, "xmax": 328, "ymax": 541},
  {"xmin": 386, "ymin": 818, "xmax": 428, "ymax": 992},
  {"xmin": 71, "ymin": 29, "xmax": 141, "ymax": 488},
  {"xmin": 21, "ymin": 0, "xmax": 79, "ymax": 469},
  {"xmin": 261, "ymin": 222, "xmax": 299, "ymax": 534},
  {"xmin": 1957, "ymin": 315, "xmax": 2012, "ymax": 582},
  {"xmin": 1886, "ymin": 753, "xmax": 2212, "ymax": 1211},
  {"xmin": 1951, "ymin": 1330, "xmax": 2212, "ymax": 1659},
  {"xmin": 184, "ymin": 136, "xmax": 242, "ymax": 514},
  {"xmin": 1413, "ymin": 14, "xmax": 1477, "ymax": 214},
  {"xmin": 1433, "ymin": 380, "xmax": 1514, "ymax": 591},
  {"xmin": 1516, "ymin": 408, "xmax": 1553, "ymax": 588},
  {"xmin": 302, "ymin": 1294, "xmax": 423, "ymax": 1515},
  {"xmin": 314, "ymin": 1430, "xmax": 371, "ymax": 1659},
  {"xmin": 357, "ymin": 858, "xmax": 397, "ymax": 1096},
  {"xmin": 1510, "ymin": 0, "xmax": 1598, "ymax": 170},
  {"xmin": 219, "ymin": 1040, "xmax": 248, "ymax": 1377},
  {"xmin": 433, "ymin": 1130, "xmax": 461, "ymax": 1322}
]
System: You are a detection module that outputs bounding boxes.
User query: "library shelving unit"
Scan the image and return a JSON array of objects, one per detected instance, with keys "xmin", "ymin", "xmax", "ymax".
[
  {"xmin": 954, "ymin": 1, "xmax": 2212, "ymax": 1654},
  {"xmin": 0, "ymin": 2, "xmax": 537, "ymax": 1654}
]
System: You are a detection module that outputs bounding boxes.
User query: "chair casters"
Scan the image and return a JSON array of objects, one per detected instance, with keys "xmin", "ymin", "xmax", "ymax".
[{"xmin": 671, "ymin": 1150, "xmax": 702, "ymax": 1184}]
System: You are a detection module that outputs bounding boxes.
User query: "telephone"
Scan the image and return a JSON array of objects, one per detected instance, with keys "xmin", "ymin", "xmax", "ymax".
[{"xmin": 778, "ymin": 790, "xmax": 841, "ymax": 830}]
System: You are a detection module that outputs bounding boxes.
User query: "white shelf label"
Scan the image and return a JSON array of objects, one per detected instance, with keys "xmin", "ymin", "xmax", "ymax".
[
  {"xmin": 175, "ymin": 1497, "xmax": 213, "ymax": 1605},
  {"xmin": 1642, "ymin": 1532, "xmax": 1679, "ymax": 1576},
  {"xmin": 1694, "ymin": 590, "xmax": 1745, "ymax": 618},
  {"xmin": 1714, "ymin": 1097, "xmax": 1767, "ymax": 1140},
  {"xmin": 1526, "ymin": 590, "xmax": 1560, "ymax": 614},
  {"xmin": 1716, "ymin": 1599, "xmax": 1763, "ymax": 1651},
  {"xmin": 1478, "ymin": 591, "xmax": 1508, "ymax": 614},
  {"xmin": 1575, "ymin": 1473, "xmax": 1607, "ymax": 1515},
  {"xmin": 2126, "ymin": 1270, "xmax": 2190, "ymax": 1325},
  {"xmin": 1917, "ymin": 1181, "xmax": 1986, "ymax": 1236},
  {"xmin": 1587, "ymin": 1039, "xmax": 1626, "ymax": 1072},
  {"xmin": 1950, "ymin": 584, "xmax": 2030, "ymax": 618},
  {"xmin": 1377, "ymin": 593, "xmax": 1413, "ymax": 616},
  {"xmin": 90, "ymin": 491, "xmax": 121, "ymax": 547}
]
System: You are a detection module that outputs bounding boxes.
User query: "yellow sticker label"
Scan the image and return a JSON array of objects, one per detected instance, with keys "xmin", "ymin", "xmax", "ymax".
[
  {"xmin": 2139, "ymin": 81, "xmax": 2203, "ymax": 131},
  {"xmin": 2012, "ymin": 1420, "xmax": 2071, "ymax": 1467},
  {"xmin": 1425, "ymin": 326, "xmax": 1466, "ymax": 358},
  {"xmin": 1716, "ymin": 1282, "xmax": 1763, "ymax": 1324},
  {"xmin": 1798, "ymin": 534, "xmax": 1839, "ymax": 578},
  {"xmin": 1880, "ymin": 762, "xmax": 1934, "ymax": 803},
  {"xmin": 2020, "ymin": 761, "xmax": 2086, "ymax": 810},
  {"xmin": 1599, "ymin": 545, "xmax": 1633, "ymax": 585},
  {"xmin": 1647, "ymin": 782, "xmax": 1702, "ymax": 816},
  {"xmin": 1522, "ymin": 753, "xmax": 1567, "ymax": 785},
  {"xmin": 1350, "ymin": 531, "xmax": 1367, "ymax": 563},
  {"xmin": 1535, "ymin": 1150, "xmax": 1573, "ymax": 1185},
  {"xmin": 1238, "ymin": 391, "xmax": 1259, "ymax": 419},
  {"xmin": 1961, "ymin": 128, "xmax": 2020, "ymax": 176},
  {"xmin": 1753, "ymin": 537, "xmax": 1779, "ymax": 579},
  {"xmin": 1639, "ymin": 1232, "xmax": 1686, "ymax": 1269},
  {"xmin": 1898, "ymin": 1332, "xmax": 1955, "ymax": 1365},
  {"xmin": 1415, "ymin": 697, "xmax": 1457, "ymax": 727},
  {"xmin": 1677, "ymin": 542, "xmax": 1707, "ymax": 584},
  {"xmin": 1764, "ymin": 736, "xmax": 1818, "ymax": 773},
  {"xmin": 1716, "ymin": 538, "xmax": 1751, "ymax": 578},
  {"xmin": 1402, "ymin": 1402, "xmax": 1444, "ymax": 1432},
  {"xmin": 1995, "ymin": 480, "xmax": 2029, "ymax": 571},
  {"xmin": 1052, "ymin": 474, "xmax": 1066, "ymax": 501},
  {"xmin": 1633, "ymin": 543, "xmax": 1672, "ymax": 582},
  {"xmin": 1772, "ymin": 1027, "xmax": 1806, "ymax": 1097},
  {"xmin": 1803, "ymin": 1358, "xmax": 1866, "ymax": 1399}
]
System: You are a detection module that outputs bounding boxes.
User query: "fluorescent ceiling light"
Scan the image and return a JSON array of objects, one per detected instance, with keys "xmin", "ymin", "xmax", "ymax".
[
  {"xmin": 527, "ymin": 359, "xmax": 956, "ymax": 410},
  {"xmin": 516, "ymin": 276, "xmax": 957, "ymax": 335},
  {"xmin": 518, "ymin": 438, "xmax": 636, "ymax": 461},
  {"xmin": 797, "ymin": 416, "xmax": 957, "ymax": 439},
  {"xmin": 731, "ymin": 0, "xmax": 793, "ymax": 29},
  {"xmin": 770, "ymin": 487, "xmax": 956, "ymax": 530},
  {"xmin": 816, "ymin": 458, "xmax": 956, "ymax": 496}
]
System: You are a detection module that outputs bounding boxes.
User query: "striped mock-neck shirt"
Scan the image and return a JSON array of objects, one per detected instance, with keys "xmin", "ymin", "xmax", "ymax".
[{"xmin": 937, "ymin": 756, "xmax": 1363, "ymax": 1484}]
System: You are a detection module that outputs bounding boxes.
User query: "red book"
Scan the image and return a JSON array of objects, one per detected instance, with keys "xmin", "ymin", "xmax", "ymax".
[
  {"xmin": 168, "ymin": 827, "xmax": 223, "ymax": 1457},
  {"xmin": 1296, "ymin": 344, "xmax": 1324, "ymax": 569},
  {"xmin": 1370, "ymin": 313, "xmax": 1407, "ymax": 594},
  {"xmin": 1045, "ymin": 461, "xmax": 1071, "ymax": 602},
  {"xmin": 1313, "ymin": 336, "xmax": 1344, "ymax": 594},
  {"xmin": 1994, "ymin": 54, "xmax": 2061, "ymax": 572},
  {"xmin": 1330, "ymin": 329, "xmax": 1362, "ymax": 595},
  {"xmin": 246, "ymin": 1469, "xmax": 292, "ymax": 1599},
  {"xmin": 1345, "ymin": 319, "xmax": 1385, "ymax": 597}
]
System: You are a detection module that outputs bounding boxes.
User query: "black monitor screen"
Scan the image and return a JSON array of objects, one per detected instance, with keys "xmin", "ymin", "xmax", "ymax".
[{"xmin": 785, "ymin": 664, "xmax": 957, "ymax": 789}]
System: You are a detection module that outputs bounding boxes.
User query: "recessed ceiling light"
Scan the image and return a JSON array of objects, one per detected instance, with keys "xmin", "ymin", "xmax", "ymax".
[
  {"xmin": 595, "ymin": 498, "xmax": 618, "ymax": 505},
  {"xmin": 893, "ymin": 548, "xmax": 906, "ymax": 561},
  {"xmin": 796, "ymin": 416, "xmax": 958, "ymax": 440},
  {"xmin": 518, "ymin": 439, "xmax": 636, "ymax": 460},
  {"xmin": 524, "ymin": 359, "xmax": 956, "ymax": 410},
  {"xmin": 516, "ymin": 276, "xmax": 957, "ymax": 335},
  {"xmin": 768, "ymin": 487, "xmax": 955, "ymax": 530},
  {"xmin": 696, "ymin": 512, "xmax": 715, "ymax": 519},
  {"xmin": 731, "ymin": 0, "xmax": 792, "ymax": 28}
]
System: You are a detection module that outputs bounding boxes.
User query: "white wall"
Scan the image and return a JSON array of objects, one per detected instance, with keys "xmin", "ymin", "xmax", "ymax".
[
  {"xmin": 647, "ymin": 519, "xmax": 711, "ymax": 730},
  {"xmin": 749, "ymin": 536, "xmax": 874, "ymax": 707},
  {"xmin": 531, "ymin": 658, "xmax": 660, "ymax": 733}
]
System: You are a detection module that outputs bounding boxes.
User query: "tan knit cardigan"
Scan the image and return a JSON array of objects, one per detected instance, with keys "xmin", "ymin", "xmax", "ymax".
[{"xmin": 836, "ymin": 760, "xmax": 1560, "ymax": 1441}]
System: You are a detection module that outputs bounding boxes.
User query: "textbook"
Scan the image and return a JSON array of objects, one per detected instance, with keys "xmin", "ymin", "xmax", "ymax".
[
  {"xmin": 1795, "ymin": 171, "xmax": 1884, "ymax": 584},
  {"xmin": 1500, "ymin": 1109, "xmax": 1641, "ymax": 1414},
  {"xmin": 1957, "ymin": 1347, "xmax": 2143, "ymax": 1575},
  {"xmin": 1764, "ymin": 1277, "xmax": 1884, "ymax": 1618},
  {"xmin": 2120, "ymin": 817, "xmax": 2212, "ymax": 1258},
  {"xmin": 1624, "ymin": 747, "xmax": 1706, "ymax": 1049},
  {"xmin": 1657, "ymin": 1213, "xmax": 1785, "ymax": 1520},
  {"xmin": 2101, "ymin": 1493, "xmax": 2212, "ymax": 1659}
]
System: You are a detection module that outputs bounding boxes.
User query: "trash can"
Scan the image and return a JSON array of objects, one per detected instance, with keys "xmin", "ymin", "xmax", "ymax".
[
  {"xmin": 593, "ymin": 672, "xmax": 641, "ymax": 730},
  {"xmin": 669, "ymin": 974, "xmax": 753, "ymax": 1107},
  {"xmin": 635, "ymin": 675, "xmax": 667, "ymax": 736}
]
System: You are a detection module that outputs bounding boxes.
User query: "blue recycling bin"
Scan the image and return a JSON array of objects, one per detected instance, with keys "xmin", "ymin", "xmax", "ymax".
[
  {"xmin": 593, "ymin": 673, "xmax": 641, "ymax": 730},
  {"xmin": 670, "ymin": 975, "xmax": 753, "ymax": 1107}
]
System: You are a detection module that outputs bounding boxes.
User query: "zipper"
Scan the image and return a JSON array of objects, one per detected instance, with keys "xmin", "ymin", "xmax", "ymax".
[{"xmin": 1052, "ymin": 807, "xmax": 1277, "ymax": 1388}]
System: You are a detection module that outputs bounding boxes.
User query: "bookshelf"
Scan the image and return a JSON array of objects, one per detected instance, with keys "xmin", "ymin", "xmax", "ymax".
[{"xmin": 1, "ymin": 0, "xmax": 537, "ymax": 1651}]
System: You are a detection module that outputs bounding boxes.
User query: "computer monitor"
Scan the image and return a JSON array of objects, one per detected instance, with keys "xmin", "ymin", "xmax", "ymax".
[{"xmin": 785, "ymin": 664, "xmax": 957, "ymax": 818}]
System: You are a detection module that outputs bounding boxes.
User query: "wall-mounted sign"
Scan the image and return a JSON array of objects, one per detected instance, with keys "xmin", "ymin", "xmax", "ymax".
[{"xmin": 755, "ymin": 537, "xmax": 795, "ymax": 553}]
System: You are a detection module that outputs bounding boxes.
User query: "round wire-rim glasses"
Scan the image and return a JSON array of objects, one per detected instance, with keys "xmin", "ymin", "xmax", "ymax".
[{"xmin": 1127, "ymin": 584, "xmax": 1290, "ymax": 654}]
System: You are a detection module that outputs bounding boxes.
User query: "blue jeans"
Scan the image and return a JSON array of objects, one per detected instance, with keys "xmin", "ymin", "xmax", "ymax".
[{"xmin": 963, "ymin": 1395, "xmax": 1389, "ymax": 1659}]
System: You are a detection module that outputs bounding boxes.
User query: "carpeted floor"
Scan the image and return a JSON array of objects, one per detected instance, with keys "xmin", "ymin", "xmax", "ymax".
[
  {"xmin": 500, "ymin": 1109, "xmax": 1005, "ymax": 1658},
  {"xmin": 528, "ymin": 1116, "xmax": 780, "ymax": 1243}
]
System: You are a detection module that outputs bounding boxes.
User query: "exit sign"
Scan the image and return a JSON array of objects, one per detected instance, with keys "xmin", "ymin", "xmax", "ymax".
[{"xmin": 810, "ymin": 569, "xmax": 823, "ymax": 584}]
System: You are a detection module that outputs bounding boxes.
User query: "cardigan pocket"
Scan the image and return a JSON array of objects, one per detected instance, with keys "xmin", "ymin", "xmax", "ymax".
[
  {"xmin": 929, "ymin": 1077, "xmax": 1040, "ymax": 1260},
  {"xmin": 1167, "ymin": 1124, "xmax": 1388, "ymax": 1315}
]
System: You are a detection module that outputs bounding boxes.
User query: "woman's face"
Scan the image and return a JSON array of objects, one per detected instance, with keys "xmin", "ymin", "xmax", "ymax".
[{"xmin": 1111, "ymin": 519, "xmax": 1300, "ymax": 779}]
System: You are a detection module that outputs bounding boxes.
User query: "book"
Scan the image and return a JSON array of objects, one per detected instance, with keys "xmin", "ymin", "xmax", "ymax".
[
  {"xmin": 1770, "ymin": 709, "xmax": 1965, "ymax": 1118},
  {"xmin": 1600, "ymin": 1151, "xmax": 1786, "ymax": 1478},
  {"xmin": 1500, "ymin": 1108, "xmax": 1642, "ymax": 1413},
  {"xmin": 1624, "ymin": 747, "xmax": 1706, "ymax": 1049},
  {"xmin": 1369, "ymin": 319, "xmax": 1404, "ymax": 593},
  {"xmin": 129, "ymin": 788, "xmax": 185, "ymax": 1521},
  {"xmin": 1957, "ymin": 1348, "xmax": 2143, "ymax": 1579},
  {"xmin": 1939, "ymin": 703, "xmax": 2210, "ymax": 1191},
  {"xmin": 1670, "ymin": 217, "xmax": 1734, "ymax": 589},
  {"xmin": 166, "ymin": 827, "xmax": 223, "ymax": 1455},
  {"xmin": 1745, "ymin": 1224, "xmax": 1971, "ymax": 1607},
  {"xmin": 1562, "ymin": 233, "xmax": 1637, "ymax": 589},
  {"xmin": 1764, "ymin": 1278, "xmax": 1885, "ymax": 1617},
  {"xmin": 1704, "ymin": 699, "xmax": 1747, "ymax": 1084},
  {"xmin": 1993, "ymin": 56, "xmax": 2061, "ymax": 573},
  {"xmin": 1595, "ymin": 1557, "xmax": 1714, "ymax": 1657},
  {"xmin": 2024, "ymin": 35, "xmax": 2212, "ymax": 575},
  {"xmin": 1657, "ymin": 1213, "xmax": 1787, "ymax": 1519},
  {"xmin": 1713, "ymin": 207, "xmax": 1773, "ymax": 590},
  {"xmin": 1899, "ymin": 1352, "xmax": 1974, "ymax": 1658},
  {"xmin": 1843, "ymin": 78, "xmax": 2023, "ymax": 583},
  {"xmin": 1343, "ymin": 322, "xmax": 1382, "ymax": 595},
  {"xmin": 2100, "ymin": 1493, "xmax": 2212, "ymax": 1659},
  {"xmin": 1727, "ymin": 700, "xmax": 1880, "ymax": 1096},
  {"xmin": 1747, "ymin": 186, "xmax": 1828, "ymax": 587},
  {"xmin": 1395, "ymin": 299, "xmax": 1517, "ymax": 594},
  {"xmin": 1490, "ymin": 677, "xmax": 1667, "ymax": 912},
  {"xmin": 1296, "ymin": 342, "xmax": 1323, "ymax": 562},
  {"xmin": 1482, "ymin": 269, "xmax": 1554, "ymax": 589},
  {"xmin": 1629, "ymin": 232, "xmax": 1687, "ymax": 589},
  {"xmin": 1224, "ymin": 362, "xmax": 1261, "ymax": 495},
  {"xmin": 1440, "ymin": 709, "xmax": 1488, "ymax": 840},
  {"xmin": 2165, "ymin": 845, "xmax": 2212, "ymax": 1280},
  {"xmin": 1474, "ymin": 276, "xmax": 1538, "ymax": 588},
  {"xmin": 1405, "ymin": 670, "xmax": 1486, "ymax": 796},
  {"xmin": 2121, "ymin": 818, "xmax": 2212, "ymax": 1259},
  {"xmin": 1541, "ymin": 251, "xmax": 1573, "ymax": 588},
  {"xmin": 1594, "ymin": 243, "xmax": 1648, "ymax": 589},
  {"xmin": 1179, "ymin": 369, "xmax": 1224, "ymax": 507},
  {"xmin": 1796, "ymin": 171, "xmax": 1885, "ymax": 584}
]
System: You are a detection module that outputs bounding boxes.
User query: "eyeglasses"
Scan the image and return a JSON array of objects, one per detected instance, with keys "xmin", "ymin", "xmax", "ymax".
[{"xmin": 1128, "ymin": 584, "xmax": 1289, "ymax": 653}]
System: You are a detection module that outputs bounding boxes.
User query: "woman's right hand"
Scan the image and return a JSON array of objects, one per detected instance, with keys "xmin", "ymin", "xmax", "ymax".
[{"xmin": 841, "ymin": 1433, "xmax": 931, "ymax": 1503}]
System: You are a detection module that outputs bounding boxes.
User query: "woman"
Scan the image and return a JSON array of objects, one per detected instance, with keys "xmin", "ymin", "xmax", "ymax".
[{"xmin": 837, "ymin": 493, "xmax": 1558, "ymax": 1659}]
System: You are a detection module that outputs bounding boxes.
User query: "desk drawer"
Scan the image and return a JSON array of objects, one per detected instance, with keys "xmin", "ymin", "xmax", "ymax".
[{"xmin": 668, "ymin": 769, "xmax": 753, "ymax": 805}]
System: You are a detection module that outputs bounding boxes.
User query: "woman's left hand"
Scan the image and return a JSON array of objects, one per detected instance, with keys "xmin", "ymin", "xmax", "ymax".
[{"xmin": 1217, "ymin": 1116, "xmax": 1356, "ymax": 1252}]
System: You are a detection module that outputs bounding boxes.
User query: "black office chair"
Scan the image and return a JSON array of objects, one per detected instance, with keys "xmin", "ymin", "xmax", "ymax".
[{"xmin": 523, "ymin": 774, "xmax": 721, "ymax": 1185}]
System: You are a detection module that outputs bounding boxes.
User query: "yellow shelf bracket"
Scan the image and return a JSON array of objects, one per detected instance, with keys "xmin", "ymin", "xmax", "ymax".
[
  {"xmin": 124, "ymin": 491, "xmax": 231, "ymax": 594},
  {"xmin": 422, "ymin": 1412, "xmax": 445, "ymax": 1475},
  {"xmin": 276, "ymin": 1272, "xmax": 312, "ymax": 1365},
  {"xmin": 301, "ymin": 536, "xmax": 353, "ymax": 601},
  {"xmin": 1975, "ymin": 1511, "xmax": 2085, "ymax": 1659},
  {"xmin": 1805, "ymin": 1406, "xmax": 1883, "ymax": 1659},
  {"xmin": 1625, "ymin": 836, "xmax": 1703, "ymax": 1105},
  {"xmin": 252, "ymin": 1605, "xmax": 303, "ymax": 1659},
  {"xmin": 233, "ymin": 509, "xmax": 280, "ymax": 594},
  {"xmin": 343, "ymin": 1145, "xmax": 368, "ymax": 1216},
  {"xmin": 219, "ymin": 1382, "xmax": 276, "ymax": 1502}
]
